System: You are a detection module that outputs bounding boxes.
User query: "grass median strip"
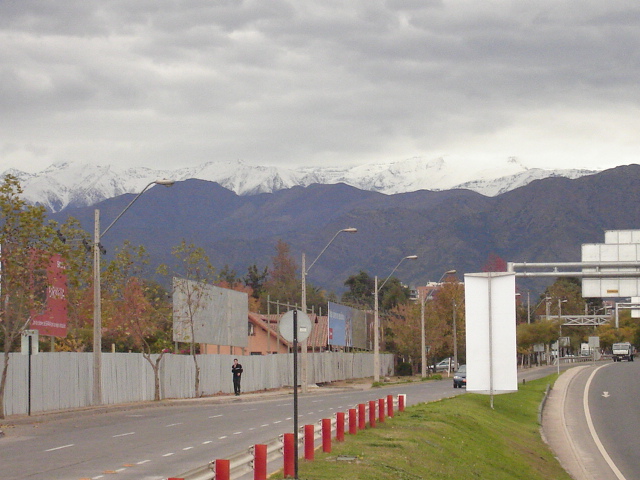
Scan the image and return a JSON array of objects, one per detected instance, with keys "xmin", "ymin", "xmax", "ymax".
[{"xmin": 272, "ymin": 375, "xmax": 571, "ymax": 480}]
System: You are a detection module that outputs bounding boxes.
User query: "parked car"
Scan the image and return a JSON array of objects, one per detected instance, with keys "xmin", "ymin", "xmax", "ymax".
[
  {"xmin": 431, "ymin": 357, "xmax": 454, "ymax": 372},
  {"xmin": 453, "ymin": 365, "xmax": 466, "ymax": 388}
]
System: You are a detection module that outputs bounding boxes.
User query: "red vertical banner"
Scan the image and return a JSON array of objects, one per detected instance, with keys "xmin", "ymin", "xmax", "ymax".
[{"xmin": 31, "ymin": 254, "xmax": 68, "ymax": 337}]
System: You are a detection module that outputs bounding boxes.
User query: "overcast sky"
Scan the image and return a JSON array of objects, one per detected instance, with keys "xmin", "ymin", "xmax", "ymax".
[{"xmin": 1, "ymin": 0, "xmax": 639, "ymax": 174}]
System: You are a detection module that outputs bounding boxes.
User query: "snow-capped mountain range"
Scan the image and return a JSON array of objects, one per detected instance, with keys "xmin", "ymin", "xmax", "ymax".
[{"xmin": 4, "ymin": 157, "xmax": 597, "ymax": 213}]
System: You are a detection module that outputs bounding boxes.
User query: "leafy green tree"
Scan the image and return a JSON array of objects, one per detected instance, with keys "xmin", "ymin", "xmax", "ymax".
[
  {"xmin": 0, "ymin": 174, "xmax": 54, "ymax": 418},
  {"xmin": 219, "ymin": 264, "xmax": 240, "ymax": 287},
  {"xmin": 244, "ymin": 264, "xmax": 268, "ymax": 300},
  {"xmin": 342, "ymin": 270, "xmax": 375, "ymax": 308}
]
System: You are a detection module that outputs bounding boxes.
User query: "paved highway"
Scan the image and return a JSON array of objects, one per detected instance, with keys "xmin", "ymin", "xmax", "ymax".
[
  {"xmin": 545, "ymin": 361, "xmax": 640, "ymax": 480},
  {"xmin": 1, "ymin": 366, "xmax": 561, "ymax": 480},
  {"xmin": 2, "ymin": 379, "xmax": 465, "ymax": 480}
]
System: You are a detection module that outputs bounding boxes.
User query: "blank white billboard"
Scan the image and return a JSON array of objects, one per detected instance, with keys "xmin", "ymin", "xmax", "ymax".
[
  {"xmin": 464, "ymin": 272, "xmax": 518, "ymax": 394},
  {"xmin": 173, "ymin": 277, "xmax": 248, "ymax": 347}
]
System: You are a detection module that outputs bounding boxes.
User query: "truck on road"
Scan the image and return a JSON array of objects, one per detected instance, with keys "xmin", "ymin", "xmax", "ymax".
[{"xmin": 612, "ymin": 342, "xmax": 635, "ymax": 362}]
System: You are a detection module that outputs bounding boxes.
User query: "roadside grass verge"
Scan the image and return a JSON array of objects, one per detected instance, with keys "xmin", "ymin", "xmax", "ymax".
[{"xmin": 272, "ymin": 375, "xmax": 570, "ymax": 480}]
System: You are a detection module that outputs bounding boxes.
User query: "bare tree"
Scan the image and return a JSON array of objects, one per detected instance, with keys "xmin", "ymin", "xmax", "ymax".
[{"xmin": 159, "ymin": 240, "xmax": 216, "ymax": 397}]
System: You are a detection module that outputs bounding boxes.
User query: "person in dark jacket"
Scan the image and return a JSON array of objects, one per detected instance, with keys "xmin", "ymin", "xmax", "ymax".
[{"xmin": 232, "ymin": 358, "xmax": 243, "ymax": 395}]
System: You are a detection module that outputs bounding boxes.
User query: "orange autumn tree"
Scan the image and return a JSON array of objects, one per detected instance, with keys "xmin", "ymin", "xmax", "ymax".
[{"xmin": 102, "ymin": 242, "xmax": 172, "ymax": 401}]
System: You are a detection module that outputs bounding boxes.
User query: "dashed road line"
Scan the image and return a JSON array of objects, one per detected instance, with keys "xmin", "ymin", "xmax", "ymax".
[
  {"xmin": 209, "ymin": 414, "xmax": 223, "ymax": 418},
  {"xmin": 112, "ymin": 432, "xmax": 135, "ymax": 438},
  {"xmin": 165, "ymin": 422, "xmax": 183, "ymax": 427},
  {"xmin": 45, "ymin": 444, "xmax": 74, "ymax": 452},
  {"xmin": 162, "ymin": 452, "xmax": 175, "ymax": 457}
]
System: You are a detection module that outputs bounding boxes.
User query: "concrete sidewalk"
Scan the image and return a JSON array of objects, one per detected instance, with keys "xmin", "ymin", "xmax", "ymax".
[{"xmin": 541, "ymin": 366, "xmax": 590, "ymax": 480}]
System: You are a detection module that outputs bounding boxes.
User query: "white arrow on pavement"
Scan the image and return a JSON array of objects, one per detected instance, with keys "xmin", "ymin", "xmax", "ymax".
[{"xmin": 602, "ymin": 391, "xmax": 610, "ymax": 398}]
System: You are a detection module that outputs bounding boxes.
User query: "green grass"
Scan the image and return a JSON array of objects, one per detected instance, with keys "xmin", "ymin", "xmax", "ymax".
[{"xmin": 272, "ymin": 375, "xmax": 571, "ymax": 480}]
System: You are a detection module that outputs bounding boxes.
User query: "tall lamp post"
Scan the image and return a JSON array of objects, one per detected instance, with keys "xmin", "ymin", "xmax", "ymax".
[
  {"xmin": 420, "ymin": 269, "xmax": 456, "ymax": 378},
  {"xmin": 300, "ymin": 227, "xmax": 357, "ymax": 393},
  {"xmin": 373, "ymin": 255, "xmax": 418, "ymax": 382},
  {"xmin": 92, "ymin": 179, "xmax": 174, "ymax": 405}
]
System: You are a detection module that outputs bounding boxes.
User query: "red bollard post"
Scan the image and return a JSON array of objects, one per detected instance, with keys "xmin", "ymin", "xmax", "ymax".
[
  {"xmin": 283, "ymin": 433, "xmax": 295, "ymax": 478},
  {"xmin": 322, "ymin": 418, "xmax": 332, "ymax": 453},
  {"xmin": 358, "ymin": 403, "xmax": 366, "ymax": 430},
  {"xmin": 399, "ymin": 394, "xmax": 405, "ymax": 412},
  {"xmin": 348, "ymin": 408, "xmax": 357, "ymax": 435},
  {"xmin": 336, "ymin": 412, "xmax": 345, "ymax": 442},
  {"xmin": 254, "ymin": 444, "xmax": 267, "ymax": 480},
  {"xmin": 378, "ymin": 398, "xmax": 385, "ymax": 423},
  {"xmin": 369, "ymin": 400, "xmax": 376, "ymax": 428},
  {"xmin": 304, "ymin": 424, "xmax": 315, "ymax": 460},
  {"xmin": 215, "ymin": 459, "xmax": 230, "ymax": 480},
  {"xmin": 387, "ymin": 394, "xmax": 394, "ymax": 417}
]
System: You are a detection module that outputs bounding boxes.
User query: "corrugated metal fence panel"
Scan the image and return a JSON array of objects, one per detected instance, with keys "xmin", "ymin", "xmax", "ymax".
[{"xmin": 3, "ymin": 352, "xmax": 393, "ymax": 416}]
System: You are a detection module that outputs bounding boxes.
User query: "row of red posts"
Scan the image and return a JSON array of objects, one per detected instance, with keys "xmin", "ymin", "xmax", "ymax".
[{"xmin": 169, "ymin": 393, "xmax": 405, "ymax": 480}]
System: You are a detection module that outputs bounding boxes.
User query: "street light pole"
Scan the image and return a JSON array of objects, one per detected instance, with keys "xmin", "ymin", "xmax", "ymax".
[
  {"xmin": 300, "ymin": 227, "xmax": 357, "ymax": 393},
  {"xmin": 420, "ymin": 269, "xmax": 456, "ymax": 378},
  {"xmin": 373, "ymin": 255, "xmax": 417, "ymax": 382},
  {"xmin": 92, "ymin": 179, "xmax": 174, "ymax": 405},
  {"xmin": 452, "ymin": 300, "xmax": 457, "ymax": 371}
]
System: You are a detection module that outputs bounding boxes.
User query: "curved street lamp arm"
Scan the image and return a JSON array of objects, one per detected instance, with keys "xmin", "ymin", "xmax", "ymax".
[
  {"xmin": 101, "ymin": 179, "xmax": 174, "ymax": 240},
  {"xmin": 421, "ymin": 269, "xmax": 457, "ymax": 305},
  {"xmin": 305, "ymin": 228, "xmax": 357, "ymax": 274},
  {"xmin": 378, "ymin": 255, "xmax": 418, "ymax": 292}
]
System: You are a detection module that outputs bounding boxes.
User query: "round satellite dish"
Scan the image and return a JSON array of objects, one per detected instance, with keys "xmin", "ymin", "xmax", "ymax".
[{"xmin": 279, "ymin": 310, "xmax": 312, "ymax": 343}]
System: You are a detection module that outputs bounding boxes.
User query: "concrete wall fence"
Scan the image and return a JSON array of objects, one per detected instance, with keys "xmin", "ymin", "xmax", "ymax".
[{"xmin": 3, "ymin": 352, "xmax": 394, "ymax": 417}]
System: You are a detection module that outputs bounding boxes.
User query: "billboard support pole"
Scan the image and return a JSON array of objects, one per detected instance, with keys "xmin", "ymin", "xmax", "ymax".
[{"xmin": 488, "ymin": 273, "xmax": 494, "ymax": 410}]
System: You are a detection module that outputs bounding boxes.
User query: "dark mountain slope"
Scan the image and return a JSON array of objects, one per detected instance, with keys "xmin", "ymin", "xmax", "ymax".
[{"xmin": 50, "ymin": 165, "xmax": 640, "ymax": 295}]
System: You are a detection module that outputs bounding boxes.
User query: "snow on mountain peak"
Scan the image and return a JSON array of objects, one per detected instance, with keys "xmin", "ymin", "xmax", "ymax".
[{"xmin": 2, "ymin": 157, "xmax": 598, "ymax": 212}]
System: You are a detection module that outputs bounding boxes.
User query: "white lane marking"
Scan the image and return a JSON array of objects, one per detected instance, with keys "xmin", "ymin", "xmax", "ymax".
[
  {"xmin": 249, "ymin": 427, "xmax": 256, "ymax": 431},
  {"xmin": 584, "ymin": 364, "xmax": 627, "ymax": 480},
  {"xmin": 602, "ymin": 391, "xmax": 610, "ymax": 398},
  {"xmin": 165, "ymin": 422, "xmax": 183, "ymax": 427},
  {"xmin": 137, "ymin": 460, "xmax": 150, "ymax": 465},
  {"xmin": 233, "ymin": 431, "xmax": 242, "ymax": 435},
  {"xmin": 285, "ymin": 417, "xmax": 292, "ymax": 420},
  {"xmin": 261, "ymin": 424, "xmax": 269, "ymax": 427},
  {"xmin": 45, "ymin": 444, "xmax": 74, "ymax": 452},
  {"xmin": 115, "ymin": 468, "xmax": 126, "ymax": 473},
  {"xmin": 311, "ymin": 400, "xmax": 322, "ymax": 403},
  {"xmin": 277, "ymin": 403, "xmax": 292, "ymax": 406},
  {"xmin": 209, "ymin": 414, "xmax": 223, "ymax": 418},
  {"xmin": 183, "ymin": 447, "xmax": 193, "ymax": 451},
  {"xmin": 163, "ymin": 452, "xmax": 175, "ymax": 457},
  {"xmin": 92, "ymin": 476, "xmax": 105, "ymax": 479},
  {"xmin": 112, "ymin": 432, "xmax": 135, "ymax": 438},
  {"xmin": 219, "ymin": 435, "xmax": 228, "ymax": 439},
  {"xmin": 273, "ymin": 420, "xmax": 282, "ymax": 424},
  {"xmin": 243, "ymin": 408, "xmax": 257, "ymax": 411},
  {"xmin": 203, "ymin": 440, "xmax": 213, "ymax": 444}
]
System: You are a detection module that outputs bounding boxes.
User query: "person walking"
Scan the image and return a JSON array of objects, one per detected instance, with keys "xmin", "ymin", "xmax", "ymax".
[{"xmin": 232, "ymin": 358, "xmax": 243, "ymax": 396}]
